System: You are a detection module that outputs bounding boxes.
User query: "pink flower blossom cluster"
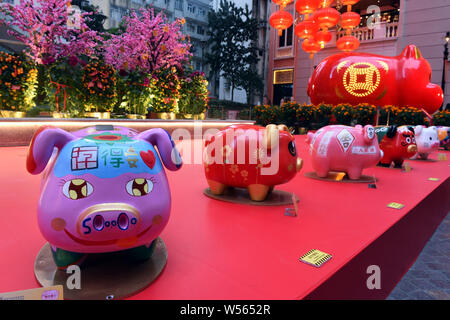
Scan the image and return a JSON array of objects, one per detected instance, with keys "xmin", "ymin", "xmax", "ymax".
[
  {"xmin": 0, "ymin": 0, "xmax": 101, "ymax": 65},
  {"xmin": 104, "ymin": 8, "xmax": 192, "ymax": 74}
]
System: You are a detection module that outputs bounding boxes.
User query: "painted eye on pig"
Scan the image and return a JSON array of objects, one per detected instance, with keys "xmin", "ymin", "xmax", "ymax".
[
  {"xmin": 405, "ymin": 137, "xmax": 412, "ymax": 144},
  {"xmin": 288, "ymin": 141, "xmax": 297, "ymax": 156},
  {"xmin": 126, "ymin": 178, "xmax": 154, "ymax": 197},
  {"xmin": 62, "ymin": 179, "xmax": 94, "ymax": 200}
]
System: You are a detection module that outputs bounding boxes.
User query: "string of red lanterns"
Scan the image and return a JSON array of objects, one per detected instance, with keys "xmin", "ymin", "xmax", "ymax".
[
  {"xmin": 269, "ymin": 0, "xmax": 362, "ymax": 58},
  {"xmin": 337, "ymin": 0, "xmax": 361, "ymax": 51}
]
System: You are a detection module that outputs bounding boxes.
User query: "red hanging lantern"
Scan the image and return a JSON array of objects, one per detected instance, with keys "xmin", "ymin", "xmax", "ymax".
[
  {"xmin": 340, "ymin": 12, "xmax": 361, "ymax": 29},
  {"xmin": 314, "ymin": 30, "xmax": 332, "ymax": 48},
  {"xmin": 270, "ymin": 10, "xmax": 294, "ymax": 36},
  {"xmin": 336, "ymin": 35, "xmax": 360, "ymax": 52},
  {"xmin": 313, "ymin": 7, "xmax": 340, "ymax": 31},
  {"xmin": 295, "ymin": 19, "xmax": 319, "ymax": 39},
  {"xmin": 318, "ymin": 0, "xmax": 335, "ymax": 8},
  {"xmin": 273, "ymin": 0, "xmax": 294, "ymax": 10},
  {"xmin": 342, "ymin": 0, "xmax": 360, "ymax": 11},
  {"xmin": 302, "ymin": 38, "xmax": 322, "ymax": 59},
  {"xmin": 295, "ymin": 0, "xmax": 321, "ymax": 15}
]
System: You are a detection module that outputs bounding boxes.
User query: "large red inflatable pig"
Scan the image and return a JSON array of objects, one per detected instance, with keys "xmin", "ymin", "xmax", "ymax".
[{"xmin": 308, "ymin": 45, "xmax": 444, "ymax": 114}]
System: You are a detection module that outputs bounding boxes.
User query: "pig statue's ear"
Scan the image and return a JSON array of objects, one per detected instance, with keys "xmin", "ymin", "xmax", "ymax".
[
  {"xmin": 262, "ymin": 124, "xmax": 280, "ymax": 149},
  {"xmin": 136, "ymin": 128, "xmax": 182, "ymax": 171},
  {"xmin": 400, "ymin": 45, "xmax": 423, "ymax": 59},
  {"xmin": 277, "ymin": 124, "xmax": 289, "ymax": 133},
  {"xmin": 363, "ymin": 125, "xmax": 375, "ymax": 142},
  {"xmin": 27, "ymin": 126, "xmax": 76, "ymax": 175},
  {"xmin": 386, "ymin": 125, "xmax": 398, "ymax": 139},
  {"xmin": 413, "ymin": 125, "xmax": 423, "ymax": 136}
]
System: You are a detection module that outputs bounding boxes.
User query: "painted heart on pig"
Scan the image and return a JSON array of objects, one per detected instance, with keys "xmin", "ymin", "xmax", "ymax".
[{"xmin": 140, "ymin": 150, "xmax": 156, "ymax": 169}]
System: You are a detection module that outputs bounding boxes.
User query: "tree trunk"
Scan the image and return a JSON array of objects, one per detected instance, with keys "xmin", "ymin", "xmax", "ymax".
[{"xmin": 231, "ymin": 82, "xmax": 234, "ymax": 102}]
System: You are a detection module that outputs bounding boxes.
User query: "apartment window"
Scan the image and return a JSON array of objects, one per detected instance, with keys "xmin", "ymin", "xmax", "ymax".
[
  {"xmin": 175, "ymin": 0, "xmax": 183, "ymax": 10},
  {"xmin": 278, "ymin": 25, "xmax": 293, "ymax": 48},
  {"xmin": 187, "ymin": 23, "xmax": 196, "ymax": 33},
  {"xmin": 199, "ymin": 8, "xmax": 206, "ymax": 16},
  {"xmin": 111, "ymin": 7, "xmax": 126, "ymax": 22},
  {"xmin": 197, "ymin": 26, "xmax": 205, "ymax": 35},
  {"xmin": 187, "ymin": 3, "xmax": 196, "ymax": 14}
]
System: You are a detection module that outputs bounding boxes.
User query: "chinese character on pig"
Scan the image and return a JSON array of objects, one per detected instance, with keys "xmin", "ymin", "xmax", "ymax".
[
  {"xmin": 306, "ymin": 125, "xmax": 383, "ymax": 180},
  {"xmin": 203, "ymin": 124, "xmax": 303, "ymax": 201},
  {"xmin": 307, "ymin": 45, "xmax": 444, "ymax": 114},
  {"xmin": 26, "ymin": 125, "xmax": 182, "ymax": 269}
]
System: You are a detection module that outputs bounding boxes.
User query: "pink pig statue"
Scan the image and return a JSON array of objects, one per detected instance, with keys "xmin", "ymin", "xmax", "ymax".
[
  {"xmin": 26, "ymin": 125, "xmax": 182, "ymax": 270},
  {"xmin": 306, "ymin": 125, "xmax": 383, "ymax": 180},
  {"xmin": 412, "ymin": 125, "xmax": 440, "ymax": 160}
]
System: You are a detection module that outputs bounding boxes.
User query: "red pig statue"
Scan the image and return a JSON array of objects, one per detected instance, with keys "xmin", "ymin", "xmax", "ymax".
[
  {"xmin": 308, "ymin": 45, "xmax": 444, "ymax": 114},
  {"xmin": 203, "ymin": 124, "xmax": 303, "ymax": 201},
  {"xmin": 375, "ymin": 125, "xmax": 417, "ymax": 167}
]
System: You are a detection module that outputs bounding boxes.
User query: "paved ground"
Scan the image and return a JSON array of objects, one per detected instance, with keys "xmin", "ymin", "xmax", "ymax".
[{"xmin": 387, "ymin": 213, "xmax": 450, "ymax": 300}]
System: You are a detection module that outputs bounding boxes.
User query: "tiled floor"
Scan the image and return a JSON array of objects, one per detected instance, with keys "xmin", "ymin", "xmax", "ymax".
[{"xmin": 387, "ymin": 213, "xmax": 450, "ymax": 300}]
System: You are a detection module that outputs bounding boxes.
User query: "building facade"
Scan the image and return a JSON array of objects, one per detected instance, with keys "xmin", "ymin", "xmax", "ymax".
[{"xmin": 267, "ymin": 0, "xmax": 450, "ymax": 109}]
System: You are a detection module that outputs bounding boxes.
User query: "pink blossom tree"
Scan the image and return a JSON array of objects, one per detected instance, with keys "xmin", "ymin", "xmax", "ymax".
[
  {"xmin": 0, "ymin": 0, "xmax": 101, "ymax": 65},
  {"xmin": 104, "ymin": 8, "xmax": 191, "ymax": 75}
]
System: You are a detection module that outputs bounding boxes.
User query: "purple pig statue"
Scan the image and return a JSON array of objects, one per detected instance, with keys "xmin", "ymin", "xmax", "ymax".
[{"xmin": 27, "ymin": 125, "xmax": 182, "ymax": 269}]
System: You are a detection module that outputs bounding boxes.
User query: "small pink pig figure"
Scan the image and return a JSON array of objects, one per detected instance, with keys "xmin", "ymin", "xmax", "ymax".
[
  {"xmin": 412, "ymin": 126, "xmax": 440, "ymax": 160},
  {"xmin": 306, "ymin": 125, "xmax": 383, "ymax": 180}
]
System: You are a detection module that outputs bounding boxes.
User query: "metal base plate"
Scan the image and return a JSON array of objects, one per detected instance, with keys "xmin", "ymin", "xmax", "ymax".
[{"xmin": 34, "ymin": 237, "xmax": 167, "ymax": 300}]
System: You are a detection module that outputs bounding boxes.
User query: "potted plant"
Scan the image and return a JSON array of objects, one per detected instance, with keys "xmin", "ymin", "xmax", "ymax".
[
  {"xmin": 0, "ymin": 52, "xmax": 37, "ymax": 117},
  {"xmin": 178, "ymin": 71, "xmax": 209, "ymax": 119},
  {"xmin": 45, "ymin": 56, "xmax": 86, "ymax": 118},
  {"xmin": 395, "ymin": 106, "xmax": 428, "ymax": 126},
  {"xmin": 332, "ymin": 103, "xmax": 354, "ymax": 126},
  {"xmin": 254, "ymin": 104, "xmax": 279, "ymax": 126},
  {"xmin": 352, "ymin": 103, "xmax": 377, "ymax": 125},
  {"xmin": 81, "ymin": 61, "xmax": 117, "ymax": 119},
  {"xmin": 433, "ymin": 110, "xmax": 450, "ymax": 126},
  {"xmin": 279, "ymin": 101, "xmax": 299, "ymax": 129},
  {"xmin": 120, "ymin": 71, "xmax": 151, "ymax": 119},
  {"xmin": 314, "ymin": 103, "xmax": 333, "ymax": 128},
  {"xmin": 149, "ymin": 67, "xmax": 180, "ymax": 119},
  {"xmin": 296, "ymin": 104, "xmax": 316, "ymax": 130}
]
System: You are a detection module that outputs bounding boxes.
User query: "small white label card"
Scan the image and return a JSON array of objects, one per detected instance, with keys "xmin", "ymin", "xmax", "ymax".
[{"xmin": 0, "ymin": 285, "xmax": 63, "ymax": 300}]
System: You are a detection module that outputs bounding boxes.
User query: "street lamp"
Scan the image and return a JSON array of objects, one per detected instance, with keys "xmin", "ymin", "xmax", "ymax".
[{"xmin": 441, "ymin": 31, "xmax": 449, "ymax": 110}]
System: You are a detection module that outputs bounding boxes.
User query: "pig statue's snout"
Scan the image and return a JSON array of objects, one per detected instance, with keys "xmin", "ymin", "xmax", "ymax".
[
  {"xmin": 78, "ymin": 203, "xmax": 142, "ymax": 238},
  {"xmin": 407, "ymin": 145, "xmax": 417, "ymax": 154},
  {"xmin": 296, "ymin": 158, "xmax": 303, "ymax": 172}
]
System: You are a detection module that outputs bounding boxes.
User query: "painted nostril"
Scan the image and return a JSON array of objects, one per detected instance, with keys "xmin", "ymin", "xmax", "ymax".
[
  {"xmin": 152, "ymin": 215, "xmax": 163, "ymax": 226},
  {"xmin": 93, "ymin": 215, "xmax": 104, "ymax": 231},
  {"xmin": 51, "ymin": 218, "xmax": 66, "ymax": 231},
  {"xmin": 118, "ymin": 212, "xmax": 129, "ymax": 230}
]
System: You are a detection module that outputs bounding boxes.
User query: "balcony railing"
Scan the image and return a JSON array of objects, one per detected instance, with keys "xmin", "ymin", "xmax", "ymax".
[{"xmin": 334, "ymin": 21, "xmax": 399, "ymax": 45}]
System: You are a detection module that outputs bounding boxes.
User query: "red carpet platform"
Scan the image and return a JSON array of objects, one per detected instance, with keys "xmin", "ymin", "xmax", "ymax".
[{"xmin": 0, "ymin": 136, "xmax": 448, "ymax": 299}]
